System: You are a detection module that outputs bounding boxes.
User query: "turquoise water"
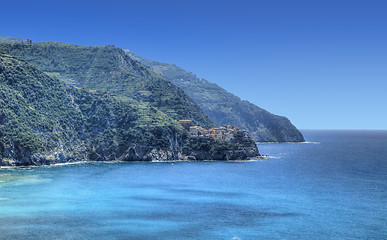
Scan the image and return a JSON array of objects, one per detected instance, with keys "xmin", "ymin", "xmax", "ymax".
[{"xmin": 0, "ymin": 130, "xmax": 386, "ymax": 239}]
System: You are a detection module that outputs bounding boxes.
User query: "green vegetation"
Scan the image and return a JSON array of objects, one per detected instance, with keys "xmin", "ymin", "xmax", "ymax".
[
  {"xmin": 0, "ymin": 42, "xmax": 215, "ymax": 129},
  {"xmin": 0, "ymin": 51, "xmax": 258, "ymax": 165},
  {"xmin": 127, "ymin": 50, "xmax": 305, "ymax": 142},
  {"xmin": 0, "ymin": 52, "xmax": 188, "ymax": 165}
]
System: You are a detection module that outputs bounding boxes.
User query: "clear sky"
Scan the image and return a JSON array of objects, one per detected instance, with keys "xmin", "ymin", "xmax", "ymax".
[{"xmin": 1, "ymin": 0, "xmax": 386, "ymax": 129}]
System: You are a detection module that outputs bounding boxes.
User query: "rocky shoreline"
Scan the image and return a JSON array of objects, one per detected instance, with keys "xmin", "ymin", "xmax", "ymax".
[
  {"xmin": 0, "ymin": 127, "xmax": 260, "ymax": 166},
  {"xmin": 0, "ymin": 156, "xmax": 267, "ymax": 169}
]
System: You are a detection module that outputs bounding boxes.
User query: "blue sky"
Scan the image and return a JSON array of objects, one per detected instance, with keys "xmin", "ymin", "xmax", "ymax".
[{"xmin": 1, "ymin": 0, "xmax": 386, "ymax": 129}]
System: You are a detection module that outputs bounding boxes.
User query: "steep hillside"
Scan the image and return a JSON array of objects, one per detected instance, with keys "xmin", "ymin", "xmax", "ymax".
[
  {"xmin": 0, "ymin": 52, "xmax": 259, "ymax": 165},
  {"xmin": 126, "ymin": 50, "xmax": 305, "ymax": 142},
  {"xmin": 0, "ymin": 51, "xmax": 184, "ymax": 165},
  {"xmin": 0, "ymin": 42, "xmax": 215, "ymax": 128}
]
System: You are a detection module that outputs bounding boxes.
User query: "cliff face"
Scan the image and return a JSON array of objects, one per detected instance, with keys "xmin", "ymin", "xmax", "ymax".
[
  {"xmin": 182, "ymin": 132, "xmax": 259, "ymax": 161},
  {"xmin": 126, "ymin": 50, "xmax": 305, "ymax": 143},
  {"xmin": 0, "ymin": 52, "xmax": 259, "ymax": 166}
]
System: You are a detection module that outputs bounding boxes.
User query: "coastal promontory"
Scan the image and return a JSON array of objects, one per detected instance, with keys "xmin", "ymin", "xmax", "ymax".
[{"xmin": 0, "ymin": 52, "xmax": 259, "ymax": 166}]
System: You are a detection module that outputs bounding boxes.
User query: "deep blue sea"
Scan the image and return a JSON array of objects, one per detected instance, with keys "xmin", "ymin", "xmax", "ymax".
[{"xmin": 0, "ymin": 130, "xmax": 386, "ymax": 239}]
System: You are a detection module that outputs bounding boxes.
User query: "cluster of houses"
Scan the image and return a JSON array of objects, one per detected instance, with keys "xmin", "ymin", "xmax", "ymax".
[{"xmin": 179, "ymin": 120, "xmax": 246, "ymax": 142}]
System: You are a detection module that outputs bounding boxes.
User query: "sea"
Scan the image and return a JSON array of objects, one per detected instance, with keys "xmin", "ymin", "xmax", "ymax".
[{"xmin": 0, "ymin": 130, "xmax": 386, "ymax": 239}]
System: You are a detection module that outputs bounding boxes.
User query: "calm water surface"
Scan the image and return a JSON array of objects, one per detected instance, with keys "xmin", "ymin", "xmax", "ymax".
[{"xmin": 0, "ymin": 130, "xmax": 386, "ymax": 239}]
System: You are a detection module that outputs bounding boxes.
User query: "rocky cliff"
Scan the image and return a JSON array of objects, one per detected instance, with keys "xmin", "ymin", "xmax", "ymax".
[{"xmin": 0, "ymin": 52, "xmax": 259, "ymax": 166}]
